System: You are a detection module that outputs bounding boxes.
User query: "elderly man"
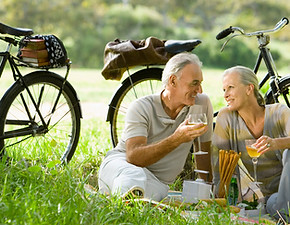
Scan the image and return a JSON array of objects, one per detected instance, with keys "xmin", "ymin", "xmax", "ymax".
[{"xmin": 98, "ymin": 52, "xmax": 213, "ymax": 201}]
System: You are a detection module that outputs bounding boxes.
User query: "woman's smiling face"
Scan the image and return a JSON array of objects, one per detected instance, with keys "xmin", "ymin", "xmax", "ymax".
[{"xmin": 222, "ymin": 71, "xmax": 250, "ymax": 111}]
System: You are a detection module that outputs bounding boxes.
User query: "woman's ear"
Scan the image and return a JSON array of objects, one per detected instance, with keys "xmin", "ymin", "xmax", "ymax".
[{"xmin": 246, "ymin": 83, "xmax": 254, "ymax": 95}]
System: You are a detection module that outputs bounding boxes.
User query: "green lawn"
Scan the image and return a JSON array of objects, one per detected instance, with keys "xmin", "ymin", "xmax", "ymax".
[
  {"xmin": 1, "ymin": 117, "xmax": 250, "ymax": 225},
  {"xmin": 0, "ymin": 67, "xmax": 277, "ymax": 224}
]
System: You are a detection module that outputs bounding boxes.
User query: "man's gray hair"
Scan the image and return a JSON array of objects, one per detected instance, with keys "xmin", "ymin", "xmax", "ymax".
[
  {"xmin": 161, "ymin": 52, "xmax": 202, "ymax": 88},
  {"xmin": 223, "ymin": 65, "xmax": 265, "ymax": 106}
]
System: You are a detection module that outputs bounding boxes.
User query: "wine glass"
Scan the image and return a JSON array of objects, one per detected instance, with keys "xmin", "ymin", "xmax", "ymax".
[
  {"xmin": 245, "ymin": 139, "xmax": 262, "ymax": 185},
  {"xmin": 187, "ymin": 113, "xmax": 208, "ymax": 155}
]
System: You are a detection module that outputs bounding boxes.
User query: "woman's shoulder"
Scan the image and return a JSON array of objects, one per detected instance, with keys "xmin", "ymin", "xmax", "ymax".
[
  {"xmin": 217, "ymin": 107, "xmax": 232, "ymax": 117},
  {"xmin": 266, "ymin": 103, "xmax": 290, "ymax": 113},
  {"xmin": 215, "ymin": 107, "xmax": 240, "ymax": 126}
]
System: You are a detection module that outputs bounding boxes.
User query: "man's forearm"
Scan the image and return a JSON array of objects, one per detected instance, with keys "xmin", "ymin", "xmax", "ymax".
[{"xmin": 126, "ymin": 133, "xmax": 184, "ymax": 167}]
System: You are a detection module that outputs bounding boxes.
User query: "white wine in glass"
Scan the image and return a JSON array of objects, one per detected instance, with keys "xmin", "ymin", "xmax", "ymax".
[
  {"xmin": 187, "ymin": 113, "xmax": 208, "ymax": 155},
  {"xmin": 245, "ymin": 139, "xmax": 262, "ymax": 185}
]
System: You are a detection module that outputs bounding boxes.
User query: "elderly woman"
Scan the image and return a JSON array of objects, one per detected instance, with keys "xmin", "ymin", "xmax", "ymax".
[{"xmin": 212, "ymin": 65, "xmax": 290, "ymax": 221}]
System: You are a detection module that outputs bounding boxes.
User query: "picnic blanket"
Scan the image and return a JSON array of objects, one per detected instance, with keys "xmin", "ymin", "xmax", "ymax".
[
  {"xmin": 123, "ymin": 192, "xmax": 276, "ymax": 224},
  {"xmin": 84, "ymin": 184, "xmax": 276, "ymax": 224}
]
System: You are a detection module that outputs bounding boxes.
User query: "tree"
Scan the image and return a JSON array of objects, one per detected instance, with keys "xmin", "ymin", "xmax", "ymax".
[{"xmin": 0, "ymin": 0, "xmax": 289, "ymax": 68}]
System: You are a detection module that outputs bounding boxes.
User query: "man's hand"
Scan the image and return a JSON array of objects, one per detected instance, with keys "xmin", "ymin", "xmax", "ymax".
[
  {"xmin": 174, "ymin": 118, "xmax": 208, "ymax": 143},
  {"xmin": 126, "ymin": 118, "xmax": 208, "ymax": 167}
]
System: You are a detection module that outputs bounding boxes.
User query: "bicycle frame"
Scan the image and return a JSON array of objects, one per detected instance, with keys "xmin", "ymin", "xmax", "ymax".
[
  {"xmin": 217, "ymin": 17, "xmax": 289, "ymax": 105},
  {"xmin": 0, "ymin": 42, "xmax": 70, "ymax": 140},
  {"xmin": 0, "ymin": 22, "xmax": 82, "ymax": 163},
  {"xmin": 0, "ymin": 54, "xmax": 47, "ymax": 139},
  {"xmin": 253, "ymin": 36, "xmax": 281, "ymax": 103}
]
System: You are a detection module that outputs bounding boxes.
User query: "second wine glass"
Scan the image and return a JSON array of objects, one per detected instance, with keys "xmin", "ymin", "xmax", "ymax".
[
  {"xmin": 187, "ymin": 113, "xmax": 208, "ymax": 155},
  {"xmin": 245, "ymin": 139, "xmax": 262, "ymax": 185}
]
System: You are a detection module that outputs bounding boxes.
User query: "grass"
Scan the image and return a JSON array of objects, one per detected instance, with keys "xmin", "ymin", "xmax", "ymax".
[
  {"xmin": 1, "ymin": 117, "xmax": 277, "ymax": 224},
  {"xmin": 0, "ymin": 67, "xmax": 280, "ymax": 224},
  {"xmin": 0, "ymin": 119, "xmax": 252, "ymax": 225}
]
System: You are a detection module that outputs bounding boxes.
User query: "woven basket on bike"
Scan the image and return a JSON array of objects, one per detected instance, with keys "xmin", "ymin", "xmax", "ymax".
[{"xmin": 17, "ymin": 34, "xmax": 68, "ymax": 68}]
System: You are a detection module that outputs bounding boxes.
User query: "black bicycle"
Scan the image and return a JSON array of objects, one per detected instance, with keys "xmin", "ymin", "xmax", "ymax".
[
  {"xmin": 106, "ymin": 17, "xmax": 290, "ymax": 147},
  {"xmin": 216, "ymin": 17, "xmax": 290, "ymax": 106},
  {"xmin": 0, "ymin": 23, "xmax": 82, "ymax": 163}
]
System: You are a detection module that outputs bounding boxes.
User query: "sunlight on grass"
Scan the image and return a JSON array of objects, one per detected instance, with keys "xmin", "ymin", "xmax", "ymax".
[
  {"xmin": 0, "ymin": 117, "xmax": 278, "ymax": 224},
  {"xmin": 0, "ymin": 67, "xmax": 283, "ymax": 224},
  {"xmin": 0, "ymin": 154, "xmax": 245, "ymax": 225}
]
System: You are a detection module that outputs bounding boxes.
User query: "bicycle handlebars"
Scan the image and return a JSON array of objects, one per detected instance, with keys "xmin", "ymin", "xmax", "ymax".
[
  {"xmin": 216, "ymin": 26, "xmax": 234, "ymax": 40},
  {"xmin": 216, "ymin": 17, "xmax": 289, "ymax": 40}
]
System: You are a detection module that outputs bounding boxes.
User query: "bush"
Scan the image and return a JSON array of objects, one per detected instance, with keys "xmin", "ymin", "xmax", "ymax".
[{"xmin": 195, "ymin": 37, "xmax": 257, "ymax": 69}]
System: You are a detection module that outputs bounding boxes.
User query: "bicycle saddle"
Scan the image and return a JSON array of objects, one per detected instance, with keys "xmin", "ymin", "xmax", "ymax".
[
  {"xmin": 164, "ymin": 39, "xmax": 202, "ymax": 54},
  {"xmin": 0, "ymin": 22, "xmax": 33, "ymax": 36}
]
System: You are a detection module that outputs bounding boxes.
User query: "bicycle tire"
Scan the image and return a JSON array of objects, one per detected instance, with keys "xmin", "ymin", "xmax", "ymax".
[
  {"xmin": 265, "ymin": 75, "xmax": 290, "ymax": 107},
  {"xmin": 107, "ymin": 68, "xmax": 163, "ymax": 147},
  {"xmin": 0, "ymin": 71, "xmax": 81, "ymax": 163}
]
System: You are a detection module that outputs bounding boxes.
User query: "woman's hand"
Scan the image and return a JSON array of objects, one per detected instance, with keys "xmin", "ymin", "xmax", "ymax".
[
  {"xmin": 255, "ymin": 135, "xmax": 274, "ymax": 155},
  {"xmin": 255, "ymin": 135, "xmax": 290, "ymax": 155}
]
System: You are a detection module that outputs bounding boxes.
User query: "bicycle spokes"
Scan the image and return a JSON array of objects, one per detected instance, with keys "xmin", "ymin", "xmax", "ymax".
[{"xmin": 0, "ymin": 72, "xmax": 80, "ymax": 163}]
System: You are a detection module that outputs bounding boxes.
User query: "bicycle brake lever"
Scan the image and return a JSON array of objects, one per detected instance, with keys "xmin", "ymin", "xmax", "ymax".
[{"xmin": 220, "ymin": 34, "xmax": 240, "ymax": 52}]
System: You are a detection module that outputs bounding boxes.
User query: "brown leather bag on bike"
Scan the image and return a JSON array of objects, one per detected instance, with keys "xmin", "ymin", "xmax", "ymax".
[{"xmin": 101, "ymin": 37, "xmax": 173, "ymax": 80}]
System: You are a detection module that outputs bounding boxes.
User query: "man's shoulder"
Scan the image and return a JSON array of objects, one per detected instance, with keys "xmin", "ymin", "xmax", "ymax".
[
  {"xmin": 195, "ymin": 93, "xmax": 211, "ymax": 104},
  {"xmin": 128, "ymin": 93, "xmax": 160, "ymax": 113},
  {"xmin": 133, "ymin": 93, "xmax": 159, "ymax": 105},
  {"xmin": 196, "ymin": 93, "xmax": 210, "ymax": 100}
]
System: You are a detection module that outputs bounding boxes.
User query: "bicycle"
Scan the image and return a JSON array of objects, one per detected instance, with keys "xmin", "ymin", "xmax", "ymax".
[
  {"xmin": 0, "ymin": 22, "xmax": 82, "ymax": 163},
  {"xmin": 216, "ymin": 17, "xmax": 289, "ymax": 106},
  {"xmin": 106, "ymin": 17, "xmax": 290, "ymax": 147}
]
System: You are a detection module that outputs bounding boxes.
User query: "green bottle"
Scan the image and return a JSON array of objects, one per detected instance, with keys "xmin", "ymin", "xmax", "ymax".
[{"xmin": 228, "ymin": 175, "xmax": 238, "ymax": 205}]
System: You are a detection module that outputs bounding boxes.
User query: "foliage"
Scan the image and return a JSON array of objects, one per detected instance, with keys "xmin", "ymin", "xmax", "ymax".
[
  {"xmin": 196, "ymin": 37, "xmax": 257, "ymax": 69},
  {"xmin": 0, "ymin": 0, "xmax": 289, "ymax": 69}
]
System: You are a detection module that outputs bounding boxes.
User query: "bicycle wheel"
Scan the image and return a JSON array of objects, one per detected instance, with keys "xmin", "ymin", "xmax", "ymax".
[
  {"xmin": 265, "ymin": 76, "xmax": 290, "ymax": 107},
  {"xmin": 0, "ymin": 71, "xmax": 81, "ymax": 163},
  {"xmin": 107, "ymin": 68, "xmax": 163, "ymax": 147}
]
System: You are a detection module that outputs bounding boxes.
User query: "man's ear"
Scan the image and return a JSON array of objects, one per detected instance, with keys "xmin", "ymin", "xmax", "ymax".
[{"xmin": 169, "ymin": 74, "xmax": 176, "ymax": 87}]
